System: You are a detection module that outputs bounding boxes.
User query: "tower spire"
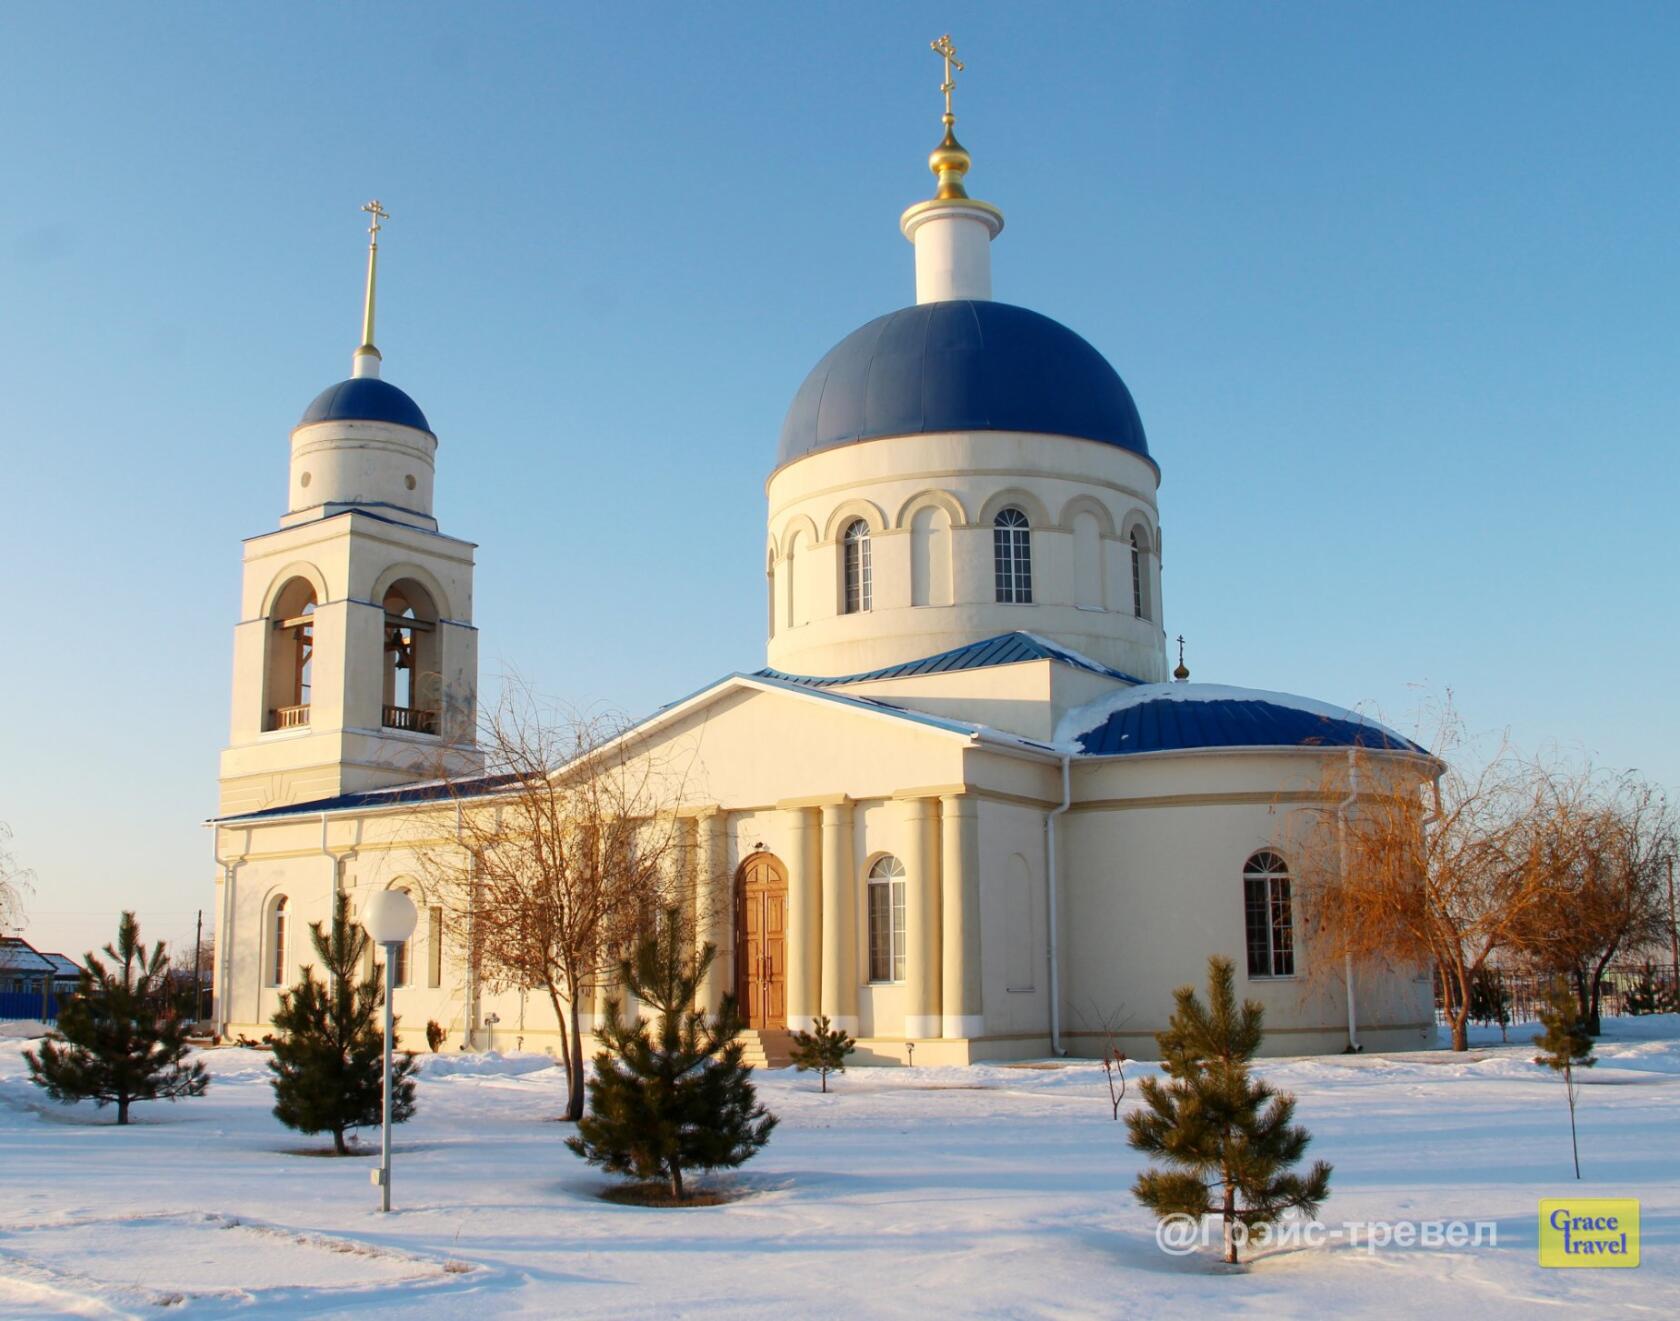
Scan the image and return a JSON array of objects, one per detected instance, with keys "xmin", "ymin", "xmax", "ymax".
[
  {"xmin": 351, "ymin": 199, "xmax": 388, "ymax": 380},
  {"xmin": 900, "ymin": 34, "xmax": 1003, "ymax": 304},
  {"xmin": 928, "ymin": 34, "xmax": 971, "ymax": 200}
]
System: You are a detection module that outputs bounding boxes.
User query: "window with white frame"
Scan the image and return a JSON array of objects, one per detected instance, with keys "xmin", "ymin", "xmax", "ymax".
[
  {"xmin": 842, "ymin": 519, "xmax": 872, "ymax": 613},
  {"xmin": 269, "ymin": 895, "xmax": 289, "ymax": 986},
  {"xmin": 1243, "ymin": 851, "xmax": 1295, "ymax": 977},
  {"xmin": 866, "ymin": 855, "xmax": 907, "ymax": 983},
  {"xmin": 993, "ymin": 507, "xmax": 1033, "ymax": 603},
  {"xmin": 1130, "ymin": 527, "xmax": 1147, "ymax": 619}
]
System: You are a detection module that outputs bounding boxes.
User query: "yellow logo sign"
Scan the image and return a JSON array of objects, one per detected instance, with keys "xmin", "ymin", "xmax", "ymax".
[{"xmin": 1538, "ymin": 1199, "xmax": 1640, "ymax": 1268}]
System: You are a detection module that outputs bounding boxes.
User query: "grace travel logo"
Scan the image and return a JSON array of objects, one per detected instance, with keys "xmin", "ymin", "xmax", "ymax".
[{"xmin": 1538, "ymin": 1199, "xmax": 1640, "ymax": 1268}]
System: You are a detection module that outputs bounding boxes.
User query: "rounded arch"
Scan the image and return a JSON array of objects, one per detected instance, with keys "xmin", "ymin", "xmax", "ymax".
[
  {"xmin": 1119, "ymin": 508, "xmax": 1159, "ymax": 552},
  {"xmin": 865, "ymin": 853, "xmax": 907, "ymax": 984},
  {"xmin": 371, "ymin": 563, "xmax": 452, "ymax": 623},
  {"xmin": 892, "ymin": 488, "xmax": 969, "ymax": 531},
  {"xmin": 1056, "ymin": 493, "xmax": 1118, "ymax": 536},
  {"xmin": 1242, "ymin": 849, "xmax": 1296, "ymax": 979},
  {"xmin": 861, "ymin": 848, "xmax": 905, "ymax": 878},
  {"xmin": 263, "ymin": 890, "xmax": 291, "ymax": 988},
  {"xmin": 386, "ymin": 874, "xmax": 429, "ymax": 906},
  {"xmin": 821, "ymin": 497, "xmax": 889, "ymax": 543},
  {"xmin": 261, "ymin": 562, "xmax": 329, "ymax": 618},
  {"xmin": 976, "ymin": 488, "xmax": 1052, "ymax": 529},
  {"xmin": 776, "ymin": 513, "xmax": 820, "ymax": 559}
]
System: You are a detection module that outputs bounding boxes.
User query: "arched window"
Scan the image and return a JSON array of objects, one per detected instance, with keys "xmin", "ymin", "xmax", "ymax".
[
  {"xmin": 767, "ymin": 549, "xmax": 777, "ymax": 638},
  {"xmin": 842, "ymin": 519, "xmax": 872, "ymax": 614},
  {"xmin": 993, "ymin": 508, "xmax": 1033, "ymax": 604},
  {"xmin": 1243, "ymin": 851, "xmax": 1294, "ymax": 978},
  {"xmin": 390, "ymin": 887, "xmax": 412, "ymax": 988},
  {"xmin": 266, "ymin": 579, "xmax": 316, "ymax": 730},
  {"xmin": 382, "ymin": 581, "xmax": 440, "ymax": 735},
  {"xmin": 1130, "ymin": 527, "xmax": 1147, "ymax": 619},
  {"xmin": 269, "ymin": 896, "xmax": 289, "ymax": 986},
  {"xmin": 866, "ymin": 855, "xmax": 907, "ymax": 983}
]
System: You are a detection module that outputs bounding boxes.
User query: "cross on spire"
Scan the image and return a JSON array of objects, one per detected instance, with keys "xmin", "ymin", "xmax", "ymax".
[
  {"xmin": 354, "ymin": 200, "xmax": 390, "ymax": 374},
  {"xmin": 931, "ymin": 33, "xmax": 963, "ymax": 121}
]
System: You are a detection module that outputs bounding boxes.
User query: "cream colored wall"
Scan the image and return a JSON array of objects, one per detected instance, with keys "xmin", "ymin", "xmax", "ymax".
[
  {"xmin": 219, "ymin": 510, "xmax": 480, "ymax": 816},
  {"xmin": 213, "ymin": 681, "xmax": 1437, "ymax": 1062},
  {"xmin": 1057, "ymin": 751, "xmax": 1437, "ymax": 1056},
  {"xmin": 765, "ymin": 431, "xmax": 1167, "ymax": 680},
  {"xmin": 284, "ymin": 418, "xmax": 438, "ymax": 531}
]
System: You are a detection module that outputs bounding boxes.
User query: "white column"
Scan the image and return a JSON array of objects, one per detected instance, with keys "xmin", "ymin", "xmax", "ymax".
[
  {"xmin": 695, "ymin": 810, "xmax": 729, "ymax": 1014},
  {"xmin": 900, "ymin": 797, "xmax": 942, "ymax": 1039},
  {"xmin": 940, "ymin": 794, "xmax": 984, "ymax": 1039},
  {"xmin": 901, "ymin": 200, "xmax": 1004, "ymax": 304},
  {"xmin": 820, "ymin": 800, "xmax": 858, "ymax": 1033},
  {"xmin": 783, "ymin": 807, "xmax": 821, "ymax": 1032}
]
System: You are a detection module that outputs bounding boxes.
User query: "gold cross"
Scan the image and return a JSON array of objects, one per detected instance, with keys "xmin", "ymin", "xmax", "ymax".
[
  {"xmin": 931, "ymin": 34, "xmax": 963, "ymax": 119},
  {"xmin": 362, "ymin": 199, "xmax": 389, "ymax": 241}
]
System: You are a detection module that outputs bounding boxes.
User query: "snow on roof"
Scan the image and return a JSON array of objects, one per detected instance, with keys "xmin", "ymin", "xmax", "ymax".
[
  {"xmin": 1057, "ymin": 682, "xmax": 1427, "ymax": 758},
  {"xmin": 0, "ymin": 938, "xmax": 55, "ymax": 973}
]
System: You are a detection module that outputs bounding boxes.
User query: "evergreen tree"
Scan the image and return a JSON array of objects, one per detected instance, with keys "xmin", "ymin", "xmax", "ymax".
[
  {"xmin": 1533, "ymin": 981, "xmax": 1596, "ymax": 1179},
  {"xmin": 1127, "ymin": 956, "xmax": 1332, "ymax": 1264},
  {"xmin": 25, "ymin": 912, "xmax": 207, "ymax": 1125},
  {"xmin": 268, "ymin": 893, "xmax": 417, "ymax": 1155},
  {"xmin": 566, "ymin": 909, "xmax": 777, "ymax": 1200},
  {"xmin": 1468, "ymin": 966, "xmax": 1511, "ymax": 1040},
  {"xmin": 789, "ymin": 1015, "xmax": 855, "ymax": 1092},
  {"xmin": 1621, "ymin": 963, "xmax": 1676, "ymax": 1016}
]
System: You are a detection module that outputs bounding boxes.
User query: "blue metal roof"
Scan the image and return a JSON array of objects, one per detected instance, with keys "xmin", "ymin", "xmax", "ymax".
[
  {"xmin": 757, "ymin": 630, "xmax": 1143, "ymax": 688},
  {"xmin": 211, "ymin": 772, "xmax": 521, "ymax": 824},
  {"xmin": 777, "ymin": 300, "xmax": 1149, "ymax": 467},
  {"xmin": 1071, "ymin": 689, "xmax": 1426, "ymax": 758},
  {"xmin": 298, "ymin": 377, "xmax": 431, "ymax": 432}
]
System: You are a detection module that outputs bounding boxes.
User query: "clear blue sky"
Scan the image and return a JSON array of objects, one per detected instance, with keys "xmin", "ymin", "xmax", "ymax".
[{"xmin": 2, "ymin": 3, "xmax": 1675, "ymax": 959}]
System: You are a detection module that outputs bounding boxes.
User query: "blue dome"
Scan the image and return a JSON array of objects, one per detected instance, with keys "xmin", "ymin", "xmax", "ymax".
[
  {"xmin": 777, "ymin": 300, "xmax": 1148, "ymax": 467},
  {"xmin": 298, "ymin": 377, "xmax": 431, "ymax": 433}
]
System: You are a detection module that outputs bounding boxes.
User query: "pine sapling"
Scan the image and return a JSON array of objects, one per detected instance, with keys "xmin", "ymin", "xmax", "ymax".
[
  {"xmin": 1621, "ymin": 964, "xmax": 1676, "ymax": 1016},
  {"xmin": 789, "ymin": 1015, "xmax": 855, "ymax": 1092},
  {"xmin": 1127, "ymin": 956, "xmax": 1332, "ymax": 1264},
  {"xmin": 1533, "ymin": 982, "xmax": 1596, "ymax": 1179},
  {"xmin": 25, "ymin": 912, "xmax": 208, "ymax": 1124},
  {"xmin": 566, "ymin": 908, "xmax": 777, "ymax": 1200},
  {"xmin": 268, "ymin": 893, "xmax": 417, "ymax": 1154}
]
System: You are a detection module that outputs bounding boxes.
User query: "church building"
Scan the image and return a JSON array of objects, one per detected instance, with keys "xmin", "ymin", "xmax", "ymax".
[{"xmin": 209, "ymin": 56, "xmax": 1438, "ymax": 1063}]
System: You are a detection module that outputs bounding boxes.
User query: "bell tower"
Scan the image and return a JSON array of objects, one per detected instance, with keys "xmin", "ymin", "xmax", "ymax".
[{"xmin": 217, "ymin": 203, "xmax": 481, "ymax": 816}]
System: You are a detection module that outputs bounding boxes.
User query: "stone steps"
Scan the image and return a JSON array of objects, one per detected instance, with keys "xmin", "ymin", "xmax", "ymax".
[{"xmin": 737, "ymin": 1028, "xmax": 794, "ymax": 1069}]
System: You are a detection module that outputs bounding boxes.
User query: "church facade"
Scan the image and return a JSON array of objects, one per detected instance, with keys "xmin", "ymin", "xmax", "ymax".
[{"xmin": 209, "ymin": 92, "xmax": 1438, "ymax": 1063}]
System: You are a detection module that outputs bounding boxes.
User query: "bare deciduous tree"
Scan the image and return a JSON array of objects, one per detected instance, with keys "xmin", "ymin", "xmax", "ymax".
[
  {"xmin": 415, "ymin": 683, "xmax": 706, "ymax": 1122},
  {"xmin": 1511, "ymin": 773, "xmax": 1676, "ymax": 1034},
  {"xmin": 1297, "ymin": 740, "xmax": 1556, "ymax": 1052},
  {"xmin": 0, "ymin": 824, "xmax": 33, "ymax": 935}
]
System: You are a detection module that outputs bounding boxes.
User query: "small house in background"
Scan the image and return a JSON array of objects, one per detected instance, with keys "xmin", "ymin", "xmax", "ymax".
[
  {"xmin": 0, "ymin": 937, "xmax": 61, "ymax": 1020},
  {"xmin": 40, "ymin": 952, "xmax": 82, "ymax": 998}
]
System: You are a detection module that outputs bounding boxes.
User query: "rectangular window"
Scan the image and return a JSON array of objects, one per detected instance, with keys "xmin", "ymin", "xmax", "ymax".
[
  {"xmin": 428, "ymin": 906, "xmax": 443, "ymax": 988},
  {"xmin": 1269, "ymin": 879, "xmax": 1294, "ymax": 976},
  {"xmin": 1244, "ymin": 877, "xmax": 1271, "ymax": 977},
  {"xmin": 392, "ymin": 939, "xmax": 409, "ymax": 988},
  {"xmin": 1245, "ymin": 876, "xmax": 1295, "ymax": 977},
  {"xmin": 868, "ymin": 882, "xmax": 892, "ymax": 982},
  {"xmin": 891, "ymin": 879, "xmax": 906, "ymax": 982}
]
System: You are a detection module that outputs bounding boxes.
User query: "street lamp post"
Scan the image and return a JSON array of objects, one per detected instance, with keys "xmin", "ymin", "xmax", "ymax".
[{"xmin": 360, "ymin": 889, "xmax": 417, "ymax": 1213}]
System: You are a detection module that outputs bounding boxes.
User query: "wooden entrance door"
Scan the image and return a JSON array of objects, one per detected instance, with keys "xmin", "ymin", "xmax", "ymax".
[{"xmin": 735, "ymin": 854, "xmax": 787, "ymax": 1029}]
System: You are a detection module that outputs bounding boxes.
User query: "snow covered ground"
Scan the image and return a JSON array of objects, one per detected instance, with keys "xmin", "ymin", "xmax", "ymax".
[{"xmin": 1, "ymin": 1017, "xmax": 1675, "ymax": 1318}]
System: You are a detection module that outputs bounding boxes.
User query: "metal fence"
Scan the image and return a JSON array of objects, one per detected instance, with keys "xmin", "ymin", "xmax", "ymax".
[
  {"xmin": 1437, "ymin": 963, "xmax": 1678, "ymax": 1031},
  {"xmin": 0, "ymin": 991, "xmax": 59, "ymax": 1022}
]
